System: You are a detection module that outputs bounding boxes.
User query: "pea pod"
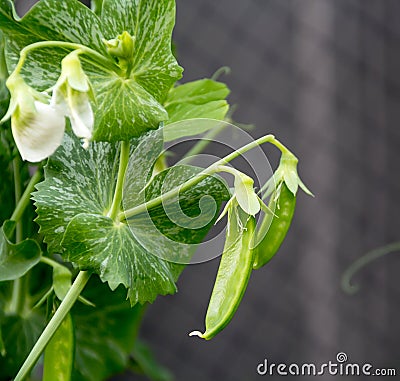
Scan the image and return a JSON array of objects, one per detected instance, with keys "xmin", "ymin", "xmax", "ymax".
[
  {"xmin": 253, "ymin": 182, "xmax": 296, "ymax": 269},
  {"xmin": 43, "ymin": 312, "xmax": 74, "ymax": 381},
  {"xmin": 190, "ymin": 208, "xmax": 255, "ymax": 340}
]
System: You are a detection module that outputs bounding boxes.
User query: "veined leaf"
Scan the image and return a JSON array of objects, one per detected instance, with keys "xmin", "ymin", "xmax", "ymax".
[
  {"xmin": 33, "ymin": 132, "xmax": 121, "ymax": 254},
  {"xmin": 90, "ymin": 74, "xmax": 168, "ymax": 142},
  {"xmin": 0, "ymin": 220, "xmax": 41, "ymax": 281},
  {"xmin": 101, "ymin": 0, "xmax": 183, "ymax": 103},
  {"xmin": 61, "ymin": 213, "xmax": 181, "ymax": 304},
  {"xmin": 164, "ymin": 79, "xmax": 230, "ymax": 125}
]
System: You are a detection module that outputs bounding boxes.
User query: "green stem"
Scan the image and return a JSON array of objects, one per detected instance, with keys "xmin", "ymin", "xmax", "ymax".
[
  {"xmin": 9, "ymin": 157, "xmax": 24, "ymax": 315},
  {"xmin": 120, "ymin": 134, "xmax": 292, "ymax": 220},
  {"xmin": 10, "ymin": 168, "xmax": 42, "ymax": 223},
  {"xmin": 40, "ymin": 256, "xmax": 64, "ymax": 269},
  {"xmin": 108, "ymin": 141, "xmax": 130, "ymax": 221},
  {"xmin": 15, "ymin": 40, "xmax": 118, "ymax": 75},
  {"xmin": 14, "ymin": 271, "xmax": 91, "ymax": 381},
  {"xmin": 9, "ymin": 276, "xmax": 22, "ymax": 315},
  {"xmin": 12, "ymin": 157, "xmax": 22, "ymax": 239}
]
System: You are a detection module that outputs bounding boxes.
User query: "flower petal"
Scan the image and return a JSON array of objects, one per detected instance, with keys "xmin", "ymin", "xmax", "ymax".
[
  {"xmin": 235, "ymin": 175, "xmax": 260, "ymax": 216},
  {"xmin": 67, "ymin": 89, "xmax": 93, "ymax": 139},
  {"xmin": 12, "ymin": 101, "xmax": 65, "ymax": 162}
]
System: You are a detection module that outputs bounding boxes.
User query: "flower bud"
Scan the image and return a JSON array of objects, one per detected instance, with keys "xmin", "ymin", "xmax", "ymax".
[{"xmin": 104, "ymin": 31, "xmax": 135, "ymax": 59}]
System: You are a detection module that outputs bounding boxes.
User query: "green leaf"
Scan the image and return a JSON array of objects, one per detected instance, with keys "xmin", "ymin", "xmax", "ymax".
[
  {"xmin": 0, "ymin": 220, "xmax": 41, "ymax": 281},
  {"xmin": 91, "ymin": 0, "xmax": 104, "ymax": 16},
  {"xmin": 72, "ymin": 275, "xmax": 146, "ymax": 381},
  {"xmin": 0, "ymin": 311, "xmax": 45, "ymax": 379},
  {"xmin": 43, "ymin": 312, "xmax": 74, "ymax": 381},
  {"xmin": 34, "ymin": 133, "xmax": 121, "ymax": 254},
  {"xmin": 34, "ymin": 129, "xmax": 178, "ymax": 305},
  {"xmin": 62, "ymin": 213, "xmax": 181, "ymax": 304},
  {"xmin": 163, "ymin": 119, "xmax": 226, "ymax": 142},
  {"xmin": 101, "ymin": 0, "xmax": 183, "ymax": 103},
  {"xmin": 164, "ymin": 79, "xmax": 230, "ymax": 125},
  {"xmin": 131, "ymin": 340, "xmax": 173, "ymax": 381},
  {"xmin": 90, "ymin": 75, "xmax": 168, "ymax": 142}
]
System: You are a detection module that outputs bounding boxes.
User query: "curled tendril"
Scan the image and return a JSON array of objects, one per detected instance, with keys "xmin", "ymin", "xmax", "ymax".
[{"xmin": 341, "ymin": 242, "xmax": 400, "ymax": 294}]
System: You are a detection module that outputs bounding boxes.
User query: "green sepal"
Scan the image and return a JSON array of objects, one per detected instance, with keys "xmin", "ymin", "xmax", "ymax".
[{"xmin": 261, "ymin": 151, "xmax": 313, "ymax": 198}]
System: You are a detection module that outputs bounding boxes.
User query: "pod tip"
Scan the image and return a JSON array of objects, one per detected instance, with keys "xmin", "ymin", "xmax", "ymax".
[{"xmin": 188, "ymin": 330, "xmax": 204, "ymax": 338}]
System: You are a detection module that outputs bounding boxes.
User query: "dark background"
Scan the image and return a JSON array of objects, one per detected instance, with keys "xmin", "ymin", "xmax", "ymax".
[{"xmin": 15, "ymin": 1, "xmax": 400, "ymax": 380}]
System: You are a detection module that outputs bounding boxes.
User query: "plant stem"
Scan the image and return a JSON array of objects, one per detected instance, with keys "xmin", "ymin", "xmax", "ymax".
[
  {"xmin": 9, "ymin": 157, "xmax": 24, "ymax": 315},
  {"xmin": 120, "ymin": 134, "xmax": 293, "ymax": 220},
  {"xmin": 14, "ymin": 40, "xmax": 118, "ymax": 75},
  {"xmin": 14, "ymin": 271, "xmax": 91, "ymax": 381},
  {"xmin": 40, "ymin": 255, "xmax": 64, "ymax": 269},
  {"xmin": 12, "ymin": 157, "xmax": 22, "ymax": 238},
  {"xmin": 108, "ymin": 141, "xmax": 130, "ymax": 221},
  {"xmin": 10, "ymin": 168, "xmax": 42, "ymax": 223}
]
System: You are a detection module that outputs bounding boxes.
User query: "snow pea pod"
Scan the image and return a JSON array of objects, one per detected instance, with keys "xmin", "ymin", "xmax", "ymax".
[
  {"xmin": 190, "ymin": 209, "xmax": 255, "ymax": 340},
  {"xmin": 43, "ymin": 312, "xmax": 74, "ymax": 381},
  {"xmin": 253, "ymin": 182, "xmax": 296, "ymax": 269}
]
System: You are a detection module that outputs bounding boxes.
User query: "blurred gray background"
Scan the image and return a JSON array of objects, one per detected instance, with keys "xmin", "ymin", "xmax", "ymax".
[{"xmin": 15, "ymin": 0, "xmax": 400, "ymax": 380}]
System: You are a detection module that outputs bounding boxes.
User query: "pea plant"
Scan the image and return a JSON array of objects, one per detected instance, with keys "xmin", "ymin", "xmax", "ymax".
[{"xmin": 0, "ymin": 0, "xmax": 312, "ymax": 380}]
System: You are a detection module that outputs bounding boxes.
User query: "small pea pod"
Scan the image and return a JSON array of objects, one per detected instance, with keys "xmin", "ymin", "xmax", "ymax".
[
  {"xmin": 190, "ymin": 209, "xmax": 255, "ymax": 340},
  {"xmin": 253, "ymin": 182, "xmax": 296, "ymax": 269},
  {"xmin": 43, "ymin": 312, "xmax": 74, "ymax": 381}
]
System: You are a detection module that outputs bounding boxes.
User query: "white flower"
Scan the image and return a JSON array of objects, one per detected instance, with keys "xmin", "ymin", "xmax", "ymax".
[
  {"xmin": 233, "ymin": 172, "xmax": 261, "ymax": 216},
  {"xmin": 215, "ymin": 166, "xmax": 269, "ymax": 223},
  {"xmin": 1, "ymin": 72, "xmax": 65, "ymax": 162},
  {"xmin": 51, "ymin": 51, "xmax": 93, "ymax": 144}
]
